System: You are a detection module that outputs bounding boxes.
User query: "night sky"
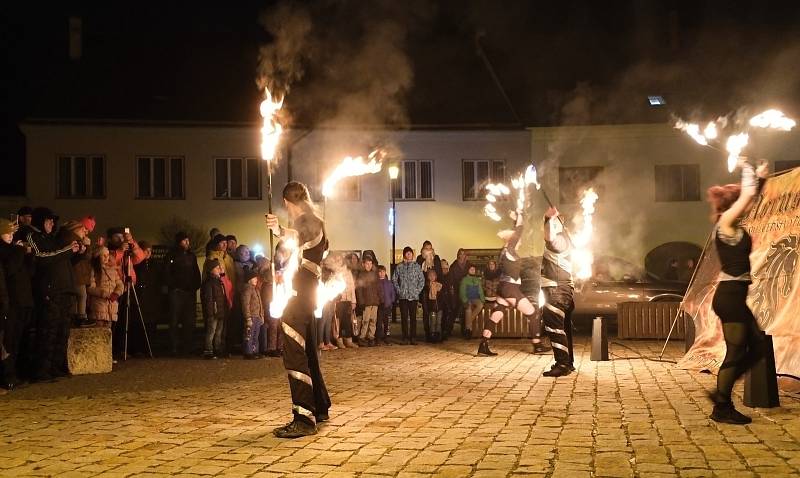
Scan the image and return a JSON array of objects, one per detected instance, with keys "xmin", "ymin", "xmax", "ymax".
[{"xmin": 5, "ymin": 0, "xmax": 800, "ymax": 195}]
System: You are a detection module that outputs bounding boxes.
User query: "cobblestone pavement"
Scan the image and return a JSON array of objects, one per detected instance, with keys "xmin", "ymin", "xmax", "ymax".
[{"xmin": 1, "ymin": 338, "xmax": 799, "ymax": 477}]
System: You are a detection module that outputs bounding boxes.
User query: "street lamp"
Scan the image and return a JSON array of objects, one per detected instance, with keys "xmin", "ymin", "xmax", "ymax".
[{"xmin": 388, "ymin": 165, "xmax": 399, "ymax": 272}]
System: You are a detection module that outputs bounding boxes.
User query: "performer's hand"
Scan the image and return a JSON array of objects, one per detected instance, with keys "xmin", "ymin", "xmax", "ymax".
[
  {"xmin": 265, "ymin": 214, "xmax": 280, "ymax": 236},
  {"xmin": 756, "ymin": 160, "xmax": 769, "ymax": 179},
  {"xmin": 545, "ymin": 206, "xmax": 559, "ymax": 219}
]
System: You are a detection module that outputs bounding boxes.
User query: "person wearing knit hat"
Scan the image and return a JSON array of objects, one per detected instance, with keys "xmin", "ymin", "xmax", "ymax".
[
  {"xmin": 165, "ymin": 228, "xmax": 201, "ymax": 355},
  {"xmin": 174, "ymin": 231, "xmax": 190, "ymax": 245},
  {"xmin": 201, "ymin": 257, "xmax": 229, "ymax": 359},
  {"xmin": 16, "ymin": 207, "xmax": 33, "ymax": 227},
  {"xmin": 79, "ymin": 216, "xmax": 96, "ymax": 233},
  {"xmin": 225, "ymin": 235, "xmax": 238, "ymax": 254},
  {"xmin": 240, "ymin": 267, "xmax": 264, "ymax": 359}
]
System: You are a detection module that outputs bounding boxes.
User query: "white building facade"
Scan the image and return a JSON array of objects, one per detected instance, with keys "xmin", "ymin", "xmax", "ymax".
[{"xmin": 16, "ymin": 120, "xmax": 798, "ymax": 268}]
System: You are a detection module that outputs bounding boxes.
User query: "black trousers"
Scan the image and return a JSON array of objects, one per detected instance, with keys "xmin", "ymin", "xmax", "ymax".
[
  {"xmin": 542, "ymin": 285, "xmax": 575, "ymax": 365},
  {"xmin": 2, "ymin": 306, "xmax": 33, "ymax": 383},
  {"xmin": 712, "ymin": 281, "xmax": 763, "ymax": 403},
  {"xmin": 281, "ymin": 294, "xmax": 331, "ymax": 425},
  {"xmin": 335, "ymin": 301, "xmax": 353, "ymax": 338},
  {"xmin": 420, "ymin": 293, "xmax": 431, "ymax": 339},
  {"xmin": 398, "ymin": 299, "xmax": 417, "ymax": 340},
  {"xmin": 169, "ymin": 289, "xmax": 197, "ymax": 354},
  {"xmin": 35, "ymin": 294, "xmax": 74, "ymax": 378}
]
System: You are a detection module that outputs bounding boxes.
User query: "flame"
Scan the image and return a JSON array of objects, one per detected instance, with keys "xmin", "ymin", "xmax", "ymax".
[
  {"xmin": 571, "ymin": 188, "xmax": 599, "ymax": 280},
  {"xmin": 314, "ymin": 277, "xmax": 346, "ymax": 319},
  {"xmin": 484, "ymin": 203, "xmax": 502, "ymax": 222},
  {"xmin": 538, "ymin": 289, "xmax": 545, "ymax": 308},
  {"xmin": 260, "ymin": 88, "xmax": 284, "ymax": 162},
  {"xmin": 749, "ymin": 109, "xmax": 796, "ymax": 131},
  {"xmin": 269, "ymin": 238, "xmax": 299, "ymax": 318},
  {"xmin": 725, "ymin": 133, "xmax": 749, "ymax": 173},
  {"xmin": 484, "ymin": 182, "xmax": 510, "ymax": 222},
  {"xmin": 524, "ymin": 165, "xmax": 541, "ymax": 190},
  {"xmin": 322, "ymin": 153, "xmax": 383, "ymax": 198},
  {"xmin": 675, "ymin": 120, "xmax": 708, "ymax": 146},
  {"xmin": 703, "ymin": 121, "xmax": 718, "ymax": 140}
]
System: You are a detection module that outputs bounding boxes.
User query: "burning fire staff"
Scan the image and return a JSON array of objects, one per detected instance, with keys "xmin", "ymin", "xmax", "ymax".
[
  {"xmin": 541, "ymin": 206, "xmax": 575, "ymax": 377},
  {"xmin": 706, "ymin": 160, "xmax": 769, "ymax": 425},
  {"xmin": 266, "ymin": 181, "xmax": 331, "ymax": 438},
  {"xmin": 478, "ymin": 207, "xmax": 536, "ymax": 356}
]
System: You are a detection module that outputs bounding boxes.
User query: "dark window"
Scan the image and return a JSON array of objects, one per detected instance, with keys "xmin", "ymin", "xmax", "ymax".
[
  {"xmin": 136, "ymin": 156, "xmax": 185, "ymax": 199},
  {"xmin": 463, "ymin": 160, "xmax": 506, "ymax": 200},
  {"xmin": 392, "ymin": 160, "xmax": 434, "ymax": 201},
  {"xmin": 775, "ymin": 160, "xmax": 800, "ymax": 173},
  {"xmin": 559, "ymin": 166, "xmax": 603, "ymax": 204},
  {"xmin": 56, "ymin": 155, "xmax": 105, "ymax": 198},
  {"xmin": 214, "ymin": 157, "xmax": 261, "ymax": 199},
  {"xmin": 655, "ymin": 164, "xmax": 700, "ymax": 202}
]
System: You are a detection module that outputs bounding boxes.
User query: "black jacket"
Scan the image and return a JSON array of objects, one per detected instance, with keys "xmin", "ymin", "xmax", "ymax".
[
  {"xmin": 201, "ymin": 276, "xmax": 229, "ymax": 320},
  {"xmin": 27, "ymin": 226, "xmax": 76, "ymax": 299},
  {"xmin": 165, "ymin": 248, "xmax": 201, "ymax": 293},
  {"xmin": 0, "ymin": 242, "xmax": 34, "ymax": 308},
  {"xmin": 0, "ymin": 261, "xmax": 9, "ymax": 318}
]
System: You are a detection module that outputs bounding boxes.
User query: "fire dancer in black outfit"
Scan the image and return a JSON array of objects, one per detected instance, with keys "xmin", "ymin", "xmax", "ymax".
[
  {"xmin": 706, "ymin": 159, "xmax": 768, "ymax": 424},
  {"xmin": 266, "ymin": 181, "xmax": 331, "ymax": 438},
  {"xmin": 478, "ymin": 208, "xmax": 536, "ymax": 356},
  {"xmin": 541, "ymin": 207, "xmax": 575, "ymax": 377}
]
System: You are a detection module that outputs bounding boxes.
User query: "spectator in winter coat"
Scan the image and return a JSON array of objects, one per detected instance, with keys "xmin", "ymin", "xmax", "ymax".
[
  {"xmin": 335, "ymin": 263, "xmax": 358, "ymax": 349},
  {"xmin": 164, "ymin": 231, "xmax": 201, "ymax": 355},
  {"xmin": 0, "ymin": 218, "xmax": 34, "ymax": 390},
  {"xmin": 460, "ymin": 265, "xmax": 485, "ymax": 339},
  {"xmin": 449, "ymin": 248, "xmax": 472, "ymax": 337},
  {"xmin": 439, "ymin": 260, "xmax": 455, "ymax": 339},
  {"xmin": 204, "ymin": 234, "xmax": 235, "ymax": 300},
  {"xmin": 426, "ymin": 269, "xmax": 443, "ymax": 342},
  {"xmin": 87, "ymin": 246, "xmax": 124, "ymax": 328},
  {"xmin": 106, "ymin": 227, "xmax": 146, "ymax": 285},
  {"xmin": 241, "ymin": 269, "xmax": 264, "ymax": 359},
  {"xmin": 27, "ymin": 207, "xmax": 80, "ymax": 381},
  {"xmin": 68, "ymin": 217, "xmax": 96, "ymax": 327},
  {"xmin": 225, "ymin": 235, "xmax": 238, "ymax": 255},
  {"xmin": 201, "ymin": 259, "xmax": 229, "ymax": 359},
  {"xmin": 376, "ymin": 265, "xmax": 396, "ymax": 345},
  {"xmin": 255, "ymin": 255, "xmax": 281, "ymax": 357},
  {"xmin": 482, "ymin": 260, "xmax": 500, "ymax": 306},
  {"xmin": 416, "ymin": 241, "xmax": 444, "ymax": 342},
  {"xmin": 131, "ymin": 240, "xmax": 159, "ymax": 356},
  {"xmin": 392, "ymin": 246, "xmax": 424, "ymax": 345},
  {"xmin": 356, "ymin": 258, "xmax": 381, "ymax": 346},
  {"xmin": 12, "ymin": 206, "xmax": 34, "ymax": 244}
]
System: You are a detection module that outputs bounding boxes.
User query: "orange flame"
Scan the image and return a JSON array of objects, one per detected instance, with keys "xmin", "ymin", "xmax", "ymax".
[
  {"xmin": 259, "ymin": 88, "xmax": 284, "ymax": 162},
  {"xmin": 725, "ymin": 133, "xmax": 749, "ymax": 173},
  {"xmin": 322, "ymin": 152, "xmax": 383, "ymax": 198},
  {"xmin": 572, "ymin": 188, "xmax": 599, "ymax": 280},
  {"xmin": 675, "ymin": 120, "xmax": 708, "ymax": 146},
  {"xmin": 314, "ymin": 277, "xmax": 346, "ymax": 318},
  {"xmin": 749, "ymin": 109, "xmax": 796, "ymax": 131},
  {"xmin": 269, "ymin": 238, "xmax": 299, "ymax": 318}
]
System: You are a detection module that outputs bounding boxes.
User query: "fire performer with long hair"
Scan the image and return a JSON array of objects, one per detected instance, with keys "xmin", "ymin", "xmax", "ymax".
[
  {"xmin": 540, "ymin": 207, "xmax": 575, "ymax": 377},
  {"xmin": 266, "ymin": 181, "xmax": 331, "ymax": 438},
  {"xmin": 478, "ymin": 207, "xmax": 536, "ymax": 356},
  {"xmin": 706, "ymin": 159, "xmax": 768, "ymax": 425}
]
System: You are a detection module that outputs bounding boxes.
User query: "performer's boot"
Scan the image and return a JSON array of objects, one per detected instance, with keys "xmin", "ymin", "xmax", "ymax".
[
  {"xmin": 273, "ymin": 419, "xmax": 317, "ymax": 438},
  {"xmin": 477, "ymin": 338, "xmax": 497, "ymax": 356},
  {"xmin": 543, "ymin": 362, "xmax": 573, "ymax": 377},
  {"xmin": 707, "ymin": 390, "xmax": 751, "ymax": 425}
]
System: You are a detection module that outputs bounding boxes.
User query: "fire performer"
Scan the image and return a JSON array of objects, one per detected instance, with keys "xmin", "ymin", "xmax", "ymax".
[
  {"xmin": 540, "ymin": 206, "xmax": 575, "ymax": 377},
  {"xmin": 265, "ymin": 181, "xmax": 331, "ymax": 438},
  {"xmin": 706, "ymin": 159, "xmax": 769, "ymax": 425},
  {"xmin": 478, "ymin": 207, "xmax": 536, "ymax": 356}
]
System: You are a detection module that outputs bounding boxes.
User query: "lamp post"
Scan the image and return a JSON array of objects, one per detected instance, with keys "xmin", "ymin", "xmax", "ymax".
[{"xmin": 388, "ymin": 165, "xmax": 399, "ymax": 271}]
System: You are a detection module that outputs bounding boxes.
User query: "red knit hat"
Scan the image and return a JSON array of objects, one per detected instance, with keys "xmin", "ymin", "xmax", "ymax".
[{"xmin": 79, "ymin": 216, "xmax": 96, "ymax": 232}]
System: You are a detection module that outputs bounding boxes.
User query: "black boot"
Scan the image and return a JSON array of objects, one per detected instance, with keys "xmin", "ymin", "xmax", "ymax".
[
  {"xmin": 273, "ymin": 419, "xmax": 317, "ymax": 438},
  {"xmin": 543, "ymin": 363, "xmax": 573, "ymax": 377},
  {"xmin": 477, "ymin": 338, "xmax": 498, "ymax": 356},
  {"xmin": 709, "ymin": 402, "xmax": 751, "ymax": 425}
]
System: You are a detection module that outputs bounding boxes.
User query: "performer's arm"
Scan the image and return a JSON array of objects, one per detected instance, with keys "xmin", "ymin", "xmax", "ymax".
[
  {"xmin": 719, "ymin": 160, "xmax": 768, "ymax": 233},
  {"xmin": 543, "ymin": 207, "xmax": 569, "ymax": 252}
]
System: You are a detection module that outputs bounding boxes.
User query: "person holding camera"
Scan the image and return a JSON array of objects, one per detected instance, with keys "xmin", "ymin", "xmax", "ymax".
[
  {"xmin": 106, "ymin": 227, "xmax": 146, "ymax": 356},
  {"xmin": 0, "ymin": 218, "xmax": 34, "ymax": 390}
]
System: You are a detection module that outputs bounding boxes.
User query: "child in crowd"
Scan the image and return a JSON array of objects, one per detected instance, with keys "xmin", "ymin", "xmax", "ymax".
[
  {"xmin": 201, "ymin": 258, "xmax": 229, "ymax": 359},
  {"xmin": 426, "ymin": 269, "xmax": 443, "ymax": 342},
  {"xmin": 460, "ymin": 264, "xmax": 485, "ymax": 339},
  {"xmin": 357, "ymin": 258, "xmax": 381, "ymax": 346},
  {"xmin": 241, "ymin": 269, "xmax": 264, "ymax": 359},
  {"xmin": 87, "ymin": 246, "xmax": 124, "ymax": 328},
  {"xmin": 376, "ymin": 265, "xmax": 396, "ymax": 345}
]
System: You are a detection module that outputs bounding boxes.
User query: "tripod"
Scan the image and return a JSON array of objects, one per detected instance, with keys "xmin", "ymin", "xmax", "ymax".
[{"xmin": 121, "ymin": 248, "xmax": 153, "ymax": 361}]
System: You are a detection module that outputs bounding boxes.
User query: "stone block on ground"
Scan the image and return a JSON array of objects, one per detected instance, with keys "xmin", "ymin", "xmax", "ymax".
[{"xmin": 68, "ymin": 327, "xmax": 112, "ymax": 374}]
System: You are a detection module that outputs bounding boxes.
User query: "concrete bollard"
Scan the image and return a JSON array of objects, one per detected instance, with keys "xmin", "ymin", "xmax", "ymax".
[
  {"xmin": 744, "ymin": 331, "xmax": 780, "ymax": 408},
  {"xmin": 591, "ymin": 316, "xmax": 609, "ymax": 361}
]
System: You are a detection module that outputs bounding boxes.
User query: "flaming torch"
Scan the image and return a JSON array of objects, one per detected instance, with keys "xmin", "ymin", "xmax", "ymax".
[
  {"xmin": 270, "ymin": 239, "xmax": 299, "ymax": 318},
  {"xmin": 260, "ymin": 87, "xmax": 285, "ymax": 315},
  {"xmin": 749, "ymin": 109, "xmax": 796, "ymax": 131},
  {"xmin": 725, "ymin": 133, "xmax": 749, "ymax": 173},
  {"xmin": 314, "ymin": 275, "xmax": 346, "ymax": 319},
  {"xmin": 571, "ymin": 188, "xmax": 599, "ymax": 280},
  {"xmin": 322, "ymin": 150, "xmax": 384, "ymax": 199}
]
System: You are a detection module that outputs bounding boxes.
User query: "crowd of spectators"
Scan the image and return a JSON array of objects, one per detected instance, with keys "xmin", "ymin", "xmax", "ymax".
[{"xmin": 0, "ymin": 206, "xmax": 502, "ymax": 393}]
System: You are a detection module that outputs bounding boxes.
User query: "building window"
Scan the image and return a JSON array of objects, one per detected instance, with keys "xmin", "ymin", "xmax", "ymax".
[
  {"xmin": 136, "ymin": 156, "xmax": 184, "ymax": 199},
  {"xmin": 391, "ymin": 160, "xmax": 434, "ymax": 200},
  {"xmin": 462, "ymin": 160, "xmax": 506, "ymax": 200},
  {"xmin": 775, "ymin": 160, "xmax": 800, "ymax": 173},
  {"xmin": 57, "ymin": 155, "xmax": 105, "ymax": 198},
  {"xmin": 214, "ymin": 157, "xmax": 261, "ymax": 199},
  {"xmin": 559, "ymin": 166, "xmax": 603, "ymax": 204},
  {"xmin": 655, "ymin": 164, "xmax": 700, "ymax": 202}
]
